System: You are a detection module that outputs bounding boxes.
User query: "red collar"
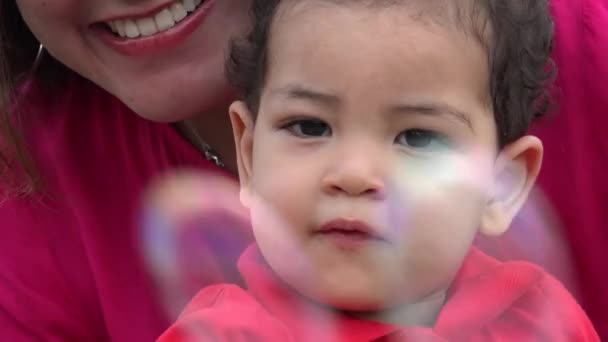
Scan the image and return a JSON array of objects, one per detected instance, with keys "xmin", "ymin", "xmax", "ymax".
[
  {"xmin": 238, "ymin": 245, "xmax": 404, "ymax": 340},
  {"xmin": 237, "ymin": 244, "xmax": 541, "ymax": 341}
]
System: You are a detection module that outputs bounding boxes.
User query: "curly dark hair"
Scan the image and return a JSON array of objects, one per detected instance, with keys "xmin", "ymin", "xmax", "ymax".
[{"xmin": 227, "ymin": 0, "xmax": 555, "ymax": 148}]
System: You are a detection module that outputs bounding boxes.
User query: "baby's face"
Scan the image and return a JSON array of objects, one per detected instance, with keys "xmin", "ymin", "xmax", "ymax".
[{"xmin": 243, "ymin": 2, "xmax": 499, "ymax": 314}]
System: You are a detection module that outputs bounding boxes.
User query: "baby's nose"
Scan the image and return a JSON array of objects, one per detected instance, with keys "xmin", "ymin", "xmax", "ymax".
[{"xmin": 322, "ymin": 150, "xmax": 386, "ymax": 200}]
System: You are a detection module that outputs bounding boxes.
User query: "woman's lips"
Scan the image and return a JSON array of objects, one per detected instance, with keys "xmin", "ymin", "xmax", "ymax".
[
  {"xmin": 93, "ymin": 0, "xmax": 216, "ymax": 57},
  {"xmin": 316, "ymin": 218, "xmax": 385, "ymax": 249}
]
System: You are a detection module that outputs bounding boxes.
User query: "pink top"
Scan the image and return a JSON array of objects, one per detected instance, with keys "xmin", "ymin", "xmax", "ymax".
[{"xmin": 0, "ymin": 75, "xmax": 252, "ymax": 341}]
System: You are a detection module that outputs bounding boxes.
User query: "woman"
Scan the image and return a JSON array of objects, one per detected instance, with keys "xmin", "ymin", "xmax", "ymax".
[{"xmin": 0, "ymin": 0, "xmax": 252, "ymax": 340}]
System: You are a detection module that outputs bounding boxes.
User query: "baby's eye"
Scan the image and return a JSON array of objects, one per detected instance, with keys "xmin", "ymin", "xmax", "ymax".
[
  {"xmin": 284, "ymin": 119, "xmax": 332, "ymax": 138},
  {"xmin": 395, "ymin": 129, "xmax": 450, "ymax": 151}
]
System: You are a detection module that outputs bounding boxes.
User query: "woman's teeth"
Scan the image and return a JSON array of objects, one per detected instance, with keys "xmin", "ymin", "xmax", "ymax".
[{"xmin": 106, "ymin": 0, "xmax": 204, "ymax": 39}]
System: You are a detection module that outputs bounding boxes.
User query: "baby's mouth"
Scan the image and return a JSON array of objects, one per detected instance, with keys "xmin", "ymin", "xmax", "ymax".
[
  {"xmin": 315, "ymin": 218, "xmax": 386, "ymax": 249},
  {"xmin": 101, "ymin": 0, "xmax": 207, "ymax": 39}
]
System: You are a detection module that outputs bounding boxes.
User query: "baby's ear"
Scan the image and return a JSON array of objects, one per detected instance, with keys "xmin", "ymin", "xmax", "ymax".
[
  {"xmin": 480, "ymin": 136, "xmax": 543, "ymax": 236},
  {"xmin": 229, "ymin": 101, "xmax": 255, "ymax": 208}
]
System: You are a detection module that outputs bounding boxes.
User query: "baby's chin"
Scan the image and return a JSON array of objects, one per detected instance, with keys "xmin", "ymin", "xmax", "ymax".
[
  {"xmin": 293, "ymin": 275, "xmax": 409, "ymax": 313},
  {"xmin": 288, "ymin": 266, "xmax": 450, "ymax": 318},
  {"xmin": 318, "ymin": 295, "xmax": 393, "ymax": 313},
  {"xmin": 272, "ymin": 254, "xmax": 416, "ymax": 312},
  {"xmin": 296, "ymin": 280, "xmax": 448, "ymax": 327}
]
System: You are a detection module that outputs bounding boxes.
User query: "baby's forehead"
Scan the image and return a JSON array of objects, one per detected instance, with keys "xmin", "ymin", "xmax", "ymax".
[
  {"xmin": 268, "ymin": 1, "xmax": 491, "ymax": 82},
  {"xmin": 272, "ymin": 0, "xmax": 492, "ymax": 60},
  {"xmin": 276, "ymin": 0, "xmax": 486, "ymax": 31}
]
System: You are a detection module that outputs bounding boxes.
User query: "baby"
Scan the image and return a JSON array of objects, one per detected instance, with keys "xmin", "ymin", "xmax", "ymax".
[{"xmin": 160, "ymin": 0, "xmax": 599, "ymax": 340}]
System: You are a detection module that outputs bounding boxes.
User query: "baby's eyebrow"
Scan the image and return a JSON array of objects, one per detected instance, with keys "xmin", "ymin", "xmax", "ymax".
[
  {"xmin": 388, "ymin": 103, "xmax": 474, "ymax": 132},
  {"xmin": 268, "ymin": 85, "xmax": 474, "ymax": 131},
  {"xmin": 269, "ymin": 84, "xmax": 340, "ymax": 109}
]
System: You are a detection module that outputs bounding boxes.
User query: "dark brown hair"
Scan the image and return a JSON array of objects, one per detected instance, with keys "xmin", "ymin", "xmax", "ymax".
[
  {"xmin": 227, "ymin": 0, "xmax": 555, "ymax": 148},
  {"xmin": 0, "ymin": 1, "xmax": 68, "ymax": 195}
]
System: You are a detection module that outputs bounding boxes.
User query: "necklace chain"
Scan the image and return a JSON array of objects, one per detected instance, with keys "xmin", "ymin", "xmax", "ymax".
[
  {"xmin": 184, "ymin": 121, "xmax": 225, "ymax": 168},
  {"xmin": 35, "ymin": 47, "xmax": 225, "ymax": 168}
]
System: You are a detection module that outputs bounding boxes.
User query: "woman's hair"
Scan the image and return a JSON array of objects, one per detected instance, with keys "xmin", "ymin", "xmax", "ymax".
[
  {"xmin": 227, "ymin": 0, "xmax": 556, "ymax": 148},
  {"xmin": 0, "ymin": 1, "xmax": 68, "ymax": 195}
]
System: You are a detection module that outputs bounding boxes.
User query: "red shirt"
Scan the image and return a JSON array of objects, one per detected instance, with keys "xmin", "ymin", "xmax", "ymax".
[
  {"xmin": 0, "ymin": 76, "xmax": 252, "ymax": 341},
  {"xmin": 160, "ymin": 244, "xmax": 599, "ymax": 341}
]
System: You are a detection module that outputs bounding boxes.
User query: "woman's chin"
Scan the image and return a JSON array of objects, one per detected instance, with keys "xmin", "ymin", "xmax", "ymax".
[
  {"xmin": 121, "ymin": 96, "xmax": 207, "ymax": 123},
  {"xmin": 112, "ymin": 81, "xmax": 230, "ymax": 123}
]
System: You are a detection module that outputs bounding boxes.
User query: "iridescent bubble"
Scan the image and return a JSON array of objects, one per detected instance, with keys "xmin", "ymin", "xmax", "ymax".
[{"xmin": 139, "ymin": 169, "xmax": 252, "ymax": 319}]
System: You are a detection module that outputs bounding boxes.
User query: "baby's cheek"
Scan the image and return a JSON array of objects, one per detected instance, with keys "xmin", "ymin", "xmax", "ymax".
[
  {"xmin": 391, "ymin": 175, "xmax": 487, "ymax": 250},
  {"xmin": 386, "ymin": 155, "xmax": 490, "ymax": 278},
  {"xmin": 390, "ymin": 152, "xmax": 493, "ymax": 196}
]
